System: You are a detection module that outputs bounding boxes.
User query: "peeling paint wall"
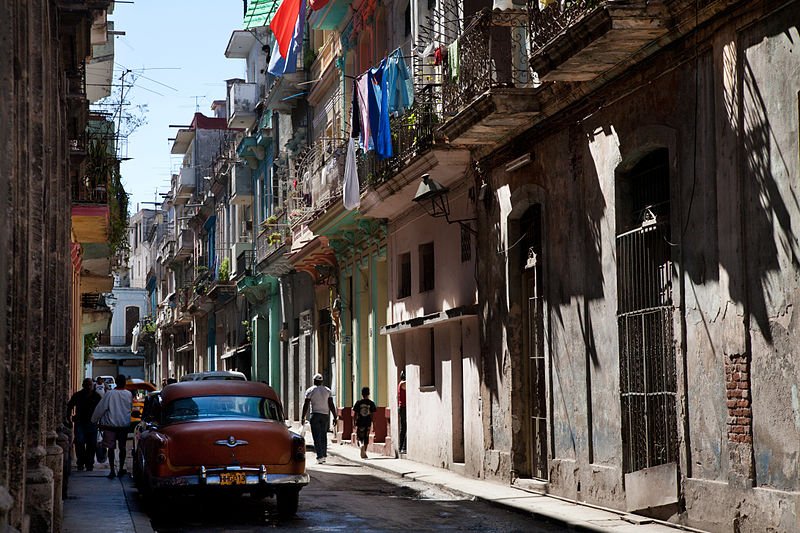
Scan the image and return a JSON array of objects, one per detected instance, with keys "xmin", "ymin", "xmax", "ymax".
[{"xmin": 480, "ymin": 0, "xmax": 800, "ymax": 529}]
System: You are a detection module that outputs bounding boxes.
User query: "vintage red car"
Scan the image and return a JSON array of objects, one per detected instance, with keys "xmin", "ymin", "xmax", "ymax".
[{"xmin": 132, "ymin": 380, "xmax": 308, "ymax": 516}]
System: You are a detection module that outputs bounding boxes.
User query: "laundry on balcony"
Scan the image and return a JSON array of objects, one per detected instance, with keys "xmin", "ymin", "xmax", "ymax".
[
  {"xmin": 349, "ymin": 48, "xmax": 414, "ymax": 158},
  {"xmin": 447, "ymin": 40, "xmax": 459, "ymax": 81},
  {"xmin": 385, "ymin": 49, "xmax": 414, "ymax": 115}
]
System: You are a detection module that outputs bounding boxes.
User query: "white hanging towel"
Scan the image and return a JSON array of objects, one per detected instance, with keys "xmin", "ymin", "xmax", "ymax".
[{"xmin": 343, "ymin": 137, "xmax": 360, "ymax": 210}]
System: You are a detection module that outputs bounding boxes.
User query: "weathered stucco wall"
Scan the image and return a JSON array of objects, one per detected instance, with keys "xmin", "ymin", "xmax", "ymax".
[{"xmin": 480, "ymin": 0, "xmax": 800, "ymax": 528}]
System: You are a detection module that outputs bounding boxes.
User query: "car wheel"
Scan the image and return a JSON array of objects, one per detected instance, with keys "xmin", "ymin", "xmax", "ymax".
[{"xmin": 275, "ymin": 488, "xmax": 299, "ymax": 517}]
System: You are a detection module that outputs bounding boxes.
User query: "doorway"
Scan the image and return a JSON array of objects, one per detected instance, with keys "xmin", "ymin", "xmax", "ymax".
[{"xmin": 521, "ymin": 205, "xmax": 548, "ymax": 480}]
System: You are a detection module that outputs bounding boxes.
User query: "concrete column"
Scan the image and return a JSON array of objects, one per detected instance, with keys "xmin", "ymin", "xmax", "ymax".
[
  {"xmin": 45, "ymin": 432, "xmax": 64, "ymax": 533},
  {"xmin": 9, "ymin": 0, "xmax": 32, "ymax": 525},
  {"xmin": 25, "ymin": 446, "xmax": 54, "ymax": 533}
]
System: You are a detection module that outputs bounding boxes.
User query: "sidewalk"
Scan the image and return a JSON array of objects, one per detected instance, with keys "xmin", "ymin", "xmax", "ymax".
[
  {"xmin": 63, "ymin": 460, "xmax": 153, "ymax": 533},
  {"xmin": 317, "ymin": 432, "xmax": 700, "ymax": 533}
]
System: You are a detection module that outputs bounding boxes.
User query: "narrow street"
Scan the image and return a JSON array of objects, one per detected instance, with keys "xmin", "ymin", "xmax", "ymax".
[{"xmin": 83, "ymin": 454, "xmax": 562, "ymax": 532}]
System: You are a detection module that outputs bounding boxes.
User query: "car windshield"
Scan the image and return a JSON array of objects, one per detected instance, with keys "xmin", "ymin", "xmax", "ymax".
[{"xmin": 163, "ymin": 395, "xmax": 282, "ymax": 423}]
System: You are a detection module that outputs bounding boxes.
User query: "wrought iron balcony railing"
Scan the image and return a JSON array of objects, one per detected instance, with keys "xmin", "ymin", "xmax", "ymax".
[
  {"xmin": 358, "ymin": 85, "xmax": 439, "ymax": 187},
  {"xmin": 527, "ymin": 0, "xmax": 601, "ymax": 53},
  {"xmin": 442, "ymin": 8, "xmax": 534, "ymax": 117},
  {"xmin": 236, "ymin": 249, "xmax": 256, "ymax": 278},
  {"xmin": 72, "ymin": 175, "xmax": 108, "ymax": 204}
]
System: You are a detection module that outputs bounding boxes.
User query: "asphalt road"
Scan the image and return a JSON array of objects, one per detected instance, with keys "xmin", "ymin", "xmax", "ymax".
[{"xmin": 145, "ymin": 453, "xmax": 564, "ymax": 532}]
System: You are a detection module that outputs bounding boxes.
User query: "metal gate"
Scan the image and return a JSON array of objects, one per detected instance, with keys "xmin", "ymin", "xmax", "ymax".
[
  {"xmin": 616, "ymin": 222, "xmax": 677, "ymax": 473},
  {"xmin": 525, "ymin": 247, "xmax": 548, "ymax": 480}
]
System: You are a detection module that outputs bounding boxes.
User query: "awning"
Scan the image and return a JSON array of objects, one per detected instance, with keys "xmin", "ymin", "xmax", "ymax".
[
  {"xmin": 176, "ymin": 342, "xmax": 194, "ymax": 353},
  {"xmin": 380, "ymin": 304, "xmax": 478, "ymax": 336},
  {"xmin": 92, "ymin": 351, "xmax": 145, "ymax": 361},
  {"xmin": 243, "ymin": 0, "xmax": 281, "ymax": 29}
]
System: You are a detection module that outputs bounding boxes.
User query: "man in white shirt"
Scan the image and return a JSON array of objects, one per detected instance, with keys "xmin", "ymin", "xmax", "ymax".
[
  {"xmin": 91, "ymin": 374, "xmax": 133, "ymax": 479},
  {"xmin": 301, "ymin": 373, "xmax": 337, "ymax": 464}
]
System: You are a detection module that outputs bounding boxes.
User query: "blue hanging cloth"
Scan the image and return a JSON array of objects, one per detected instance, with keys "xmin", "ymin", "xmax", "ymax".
[
  {"xmin": 368, "ymin": 58, "xmax": 393, "ymax": 160},
  {"xmin": 385, "ymin": 49, "xmax": 414, "ymax": 115}
]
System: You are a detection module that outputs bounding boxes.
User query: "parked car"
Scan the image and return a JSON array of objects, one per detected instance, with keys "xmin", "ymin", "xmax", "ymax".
[
  {"xmin": 124, "ymin": 379, "xmax": 157, "ymax": 432},
  {"xmin": 179, "ymin": 370, "xmax": 247, "ymax": 382},
  {"xmin": 133, "ymin": 381, "xmax": 308, "ymax": 516}
]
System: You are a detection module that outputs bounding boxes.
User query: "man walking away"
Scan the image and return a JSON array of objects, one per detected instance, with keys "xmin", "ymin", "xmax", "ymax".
[
  {"xmin": 301, "ymin": 373, "xmax": 338, "ymax": 464},
  {"xmin": 91, "ymin": 374, "xmax": 132, "ymax": 479},
  {"xmin": 353, "ymin": 387, "xmax": 377, "ymax": 459},
  {"xmin": 67, "ymin": 378, "xmax": 102, "ymax": 471}
]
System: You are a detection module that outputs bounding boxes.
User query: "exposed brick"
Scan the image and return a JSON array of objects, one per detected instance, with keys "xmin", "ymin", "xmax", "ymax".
[
  {"xmin": 726, "ymin": 399, "xmax": 738, "ymax": 409},
  {"xmin": 728, "ymin": 389, "xmax": 743, "ymax": 398},
  {"xmin": 737, "ymin": 399, "xmax": 749, "ymax": 407},
  {"xmin": 726, "ymin": 381, "xmax": 737, "ymax": 390}
]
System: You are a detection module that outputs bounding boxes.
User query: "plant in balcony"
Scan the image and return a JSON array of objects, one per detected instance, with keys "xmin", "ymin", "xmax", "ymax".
[
  {"xmin": 265, "ymin": 215, "xmax": 278, "ymax": 226},
  {"xmin": 268, "ymin": 231, "xmax": 283, "ymax": 246},
  {"xmin": 218, "ymin": 257, "xmax": 231, "ymax": 282},
  {"xmin": 241, "ymin": 320, "xmax": 252, "ymax": 344}
]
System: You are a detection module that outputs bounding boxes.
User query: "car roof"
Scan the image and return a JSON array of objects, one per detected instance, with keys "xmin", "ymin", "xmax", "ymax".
[
  {"xmin": 179, "ymin": 371, "xmax": 247, "ymax": 381},
  {"xmin": 160, "ymin": 381, "xmax": 280, "ymax": 404},
  {"xmin": 124, "ymin": 379, "xmax": 157, "ymax": 391}
]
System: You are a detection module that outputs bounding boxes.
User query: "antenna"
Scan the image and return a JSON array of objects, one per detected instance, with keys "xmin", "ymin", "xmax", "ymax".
[{"xmin": 188, "ymin": 95, "xmax": 207, "ymax": 112}]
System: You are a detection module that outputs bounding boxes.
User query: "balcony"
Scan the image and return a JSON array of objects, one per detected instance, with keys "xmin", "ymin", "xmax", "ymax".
[
  {"xmin": 528, "ymin": 0, "xmax": 668, "ymax": 82},
  {"xmin": 230, "ymin": 163, "xmax": 253, "ymax": 205},
  {"xmin": 440, "ymin": 8, "xmax": 541, "ymax": 147},
  {"xmin": 227, "ymin": 81, "xmax": 259, "ymax": 130},
  {"xmin": 256, "ymin": 226, "xmax": 294, "ymax": 276},
  {"xmin": 235, "ymin": 249, "xmax": 256, "ymax": 279},
  {"xmin": 263, "ymin": 57, "xmax": 305, "ymax": 113},
  {"xmin": 175, "ymin": 166, "xmax": 195, "ymax": 204},
  {"xmin": 176, "ymin": 227, "xmax": 193, "ymax": 259},
  {"xmin": 358, "ymin": 88, "xmax": 471, "ymax": 219}
]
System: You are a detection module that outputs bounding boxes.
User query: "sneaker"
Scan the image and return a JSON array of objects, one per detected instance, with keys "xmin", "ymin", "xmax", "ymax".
[
  {"xmin": 317, "ymin": 457, "xmax": 326, "ymax": 464},
  {"xmin": 106, "ymin": 471, "xmax": 116, "ymax": 479}
]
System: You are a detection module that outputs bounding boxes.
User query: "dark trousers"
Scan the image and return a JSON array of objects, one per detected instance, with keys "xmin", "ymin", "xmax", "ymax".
[
  {"xmin": 398, "ymin": 406, "xmax": 407, "ymax": 452},
  {"xmin": 74, "ymin": 421, "xmax": 97, "ymax": 469},
  {"xmin": 310, "ymin": 413, "xmax": 329, "ymax": 459}
]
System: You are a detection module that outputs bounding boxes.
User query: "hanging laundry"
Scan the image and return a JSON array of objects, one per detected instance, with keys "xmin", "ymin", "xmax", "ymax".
[
  {"xmin": 350, "ymin": 79, "xmax": 361, "ymax": 140},
  {"xmin": 385, "ymin": 49, "xmax": 414, "ymax": 115},
  {"xmin": 433, "ymin": 46, "xmax": 444, "ymax": 66},
  {"xmin": 368, "ymin": 59, "xmax": 392, "ymax": 160},
  {"xmin": 355, "ymin": 74, "xmax": 372, "ymax": 151},
  {"xmin": 420, "ymin": 42, "xmax": 436, "ymax": 58},
  {"xmin": 343, "ymin": 137, "xmax": 360, "ymax": 210},
  {"xmin": 268, "ymin": 0, "xmax": 306, "ymax": 76},
  {"xmin": 448, "ymin": 40, "xmax": 459, "ymax": 81}
]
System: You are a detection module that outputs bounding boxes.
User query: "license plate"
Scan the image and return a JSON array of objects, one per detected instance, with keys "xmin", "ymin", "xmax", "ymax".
[{"xmin": 219, "ymin": 472, "xmax": 247, "ymax": 486}]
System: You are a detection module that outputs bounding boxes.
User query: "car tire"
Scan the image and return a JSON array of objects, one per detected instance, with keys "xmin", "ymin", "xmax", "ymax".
[{"xmin": 276, "ymin": 488, "xmax": 299, "ymax": 517}]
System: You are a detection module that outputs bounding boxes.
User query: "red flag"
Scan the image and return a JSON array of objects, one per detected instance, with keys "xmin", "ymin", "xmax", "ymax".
[{"xmin": 270, "ymin": 0, "xmax": 303, "ymax": 59}]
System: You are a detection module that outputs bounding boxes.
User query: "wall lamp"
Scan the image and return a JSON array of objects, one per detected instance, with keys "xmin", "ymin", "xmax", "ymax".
[{"xmin": 412, "ymin": 174, "xmax": 477, "ymax": 235}]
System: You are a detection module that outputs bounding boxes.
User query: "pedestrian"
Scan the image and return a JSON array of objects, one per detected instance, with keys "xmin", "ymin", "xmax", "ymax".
[
  {"xmin": 67, "ymin": 378, "xmax": 102, "ymax": 472},
  {"xmin": 95, "ymin": 376, "xmax": 106, "ymax": 397},
  {"xmin": 301, "ymin": 373, "xmax": 337, "ymax": 464},
  {"xmin": 353, "ymin": 387, "xmax": 377, "ymax": 459},
  {"xmin": 91, "ymin": 374, "xmax": 133, "ymax": 479},
  {"xmin": 397, "ymin": 370, "xmax": 407, "ymax": 454}
]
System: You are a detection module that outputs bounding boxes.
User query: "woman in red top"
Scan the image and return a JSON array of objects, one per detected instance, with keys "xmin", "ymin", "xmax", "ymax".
[{"xmin": 397, "ymin": 370, "xmax": 406, "ymax": 454}]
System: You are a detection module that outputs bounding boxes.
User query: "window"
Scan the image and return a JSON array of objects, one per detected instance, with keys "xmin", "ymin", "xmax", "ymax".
[
  {"xmin": 616, "ymin": 149, "xmax": 677, "ymax": 474},
  {"xmin": 419, "ymin": 242, "xmax": 434, "ymax": 292},
  {"xmin": 461, "ymin": 225, "xmax": 471, "ymax": 262},
  {"xmin": 398, "ymin": 252, "xmax": 411, "ymax": 298},
  {"xmin": 419, "ymin": 329, "xmax": 435, "ymax": 387},
  {"xmin": 125, "ymin": 306, "xmax": 140, "ymax": 346}
]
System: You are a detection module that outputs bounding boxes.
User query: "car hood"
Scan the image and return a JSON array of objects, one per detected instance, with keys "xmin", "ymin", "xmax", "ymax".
[{"xmin": 162, "ymin": 419, "xmax": 294, "ymax": 467}]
